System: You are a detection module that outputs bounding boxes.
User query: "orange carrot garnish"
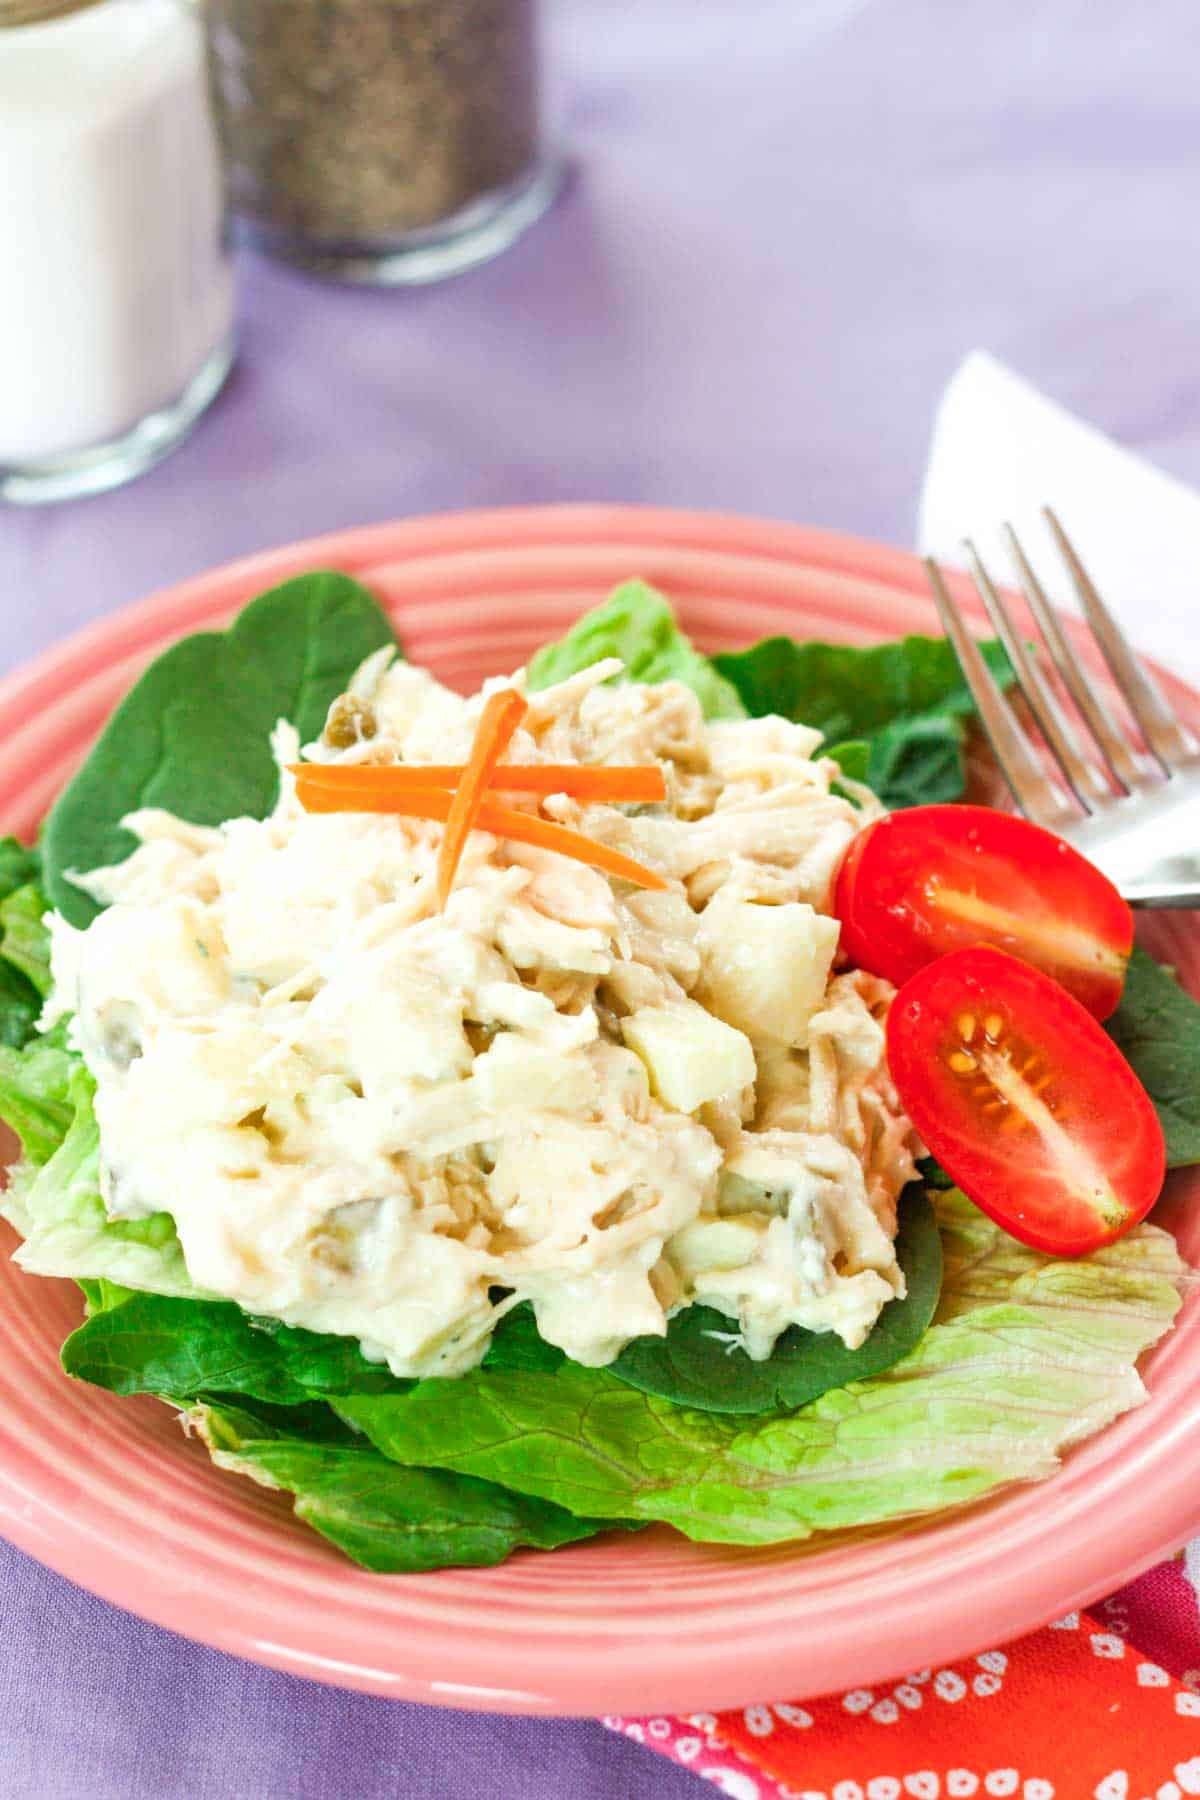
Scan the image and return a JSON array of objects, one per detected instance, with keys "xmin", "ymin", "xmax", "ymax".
[
  {"xmin": 288, "ymin": 762, "xmax": 667, "ymax": 804},
  {"xmin": 471, "ymin": 801, "xmax": 670, "ymax": 892},
  {"xmin": 436, "ymin": 688, "xmax": 528, "ymax": 905},
  {"xmin": 294, "ymin": 778, "xmax": 670, "ymax": 892}
]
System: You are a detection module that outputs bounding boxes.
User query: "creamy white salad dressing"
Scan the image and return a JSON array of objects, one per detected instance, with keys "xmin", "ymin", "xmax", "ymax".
[{"xmin": 43, "ymin": 656, "xmax": 918, "ymax": 1377}]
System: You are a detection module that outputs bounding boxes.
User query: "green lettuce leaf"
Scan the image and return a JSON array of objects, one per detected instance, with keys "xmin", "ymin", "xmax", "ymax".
[
  {"xmin": 76, "ymin": 1277, "xmax": 138, "ymax": 1317},
  {"xmin": 8, "ymin": 1065, "xmax": 200, "ymax": 1297},
  {"xmin": 0, "ymin": 882, "xmax": 52, "ymax": 999},
  {"xmin": 5, "ymin": 582, "xmax": 1192, "ymax": 1575},
  {"xmin": 0, "ymin": 839, "xmax": 40, "ymax": 899},
  {"xmin": 0, "ymin": 844, "xmax": 49, "ymax": 1049},
  {"xmin": 526, "ymin": 580, "xmax": 746, "ymax": 721},
  {"xmin": 0, "ymin": 1024, "xmax": 77, "ymax": 1168},
  {"xmin": 336, "ymin": 1191, "xmax": 1183, "ymax": 1545},
  {"xmin": 824, "ymin": 739, "xmax": 871, "ymax": 785},
  {"xmin": 0, "ymin": 959, "xmax": 41, "ymax": 1053},
  {"xmin": 42, "ymin": 571, "xmax": 398, "ymax": 928},
  {"xmin": 57, "ymin": 1184, "xmax": 933, "ymax": 1423},
  {"xmin": 482, "ymin": 1302, "xmax": 567, "ymax": 1374},
  {"xmin": 61, "ymin": 1291, "xmax": 410, "ymax": 1404},
  {"xmin": 712, "ymin": 634, "xmax": 1014, "ymax": 808},
  {"xmin": 1107, "ymin": 944, "xmax": 1200, "ymax": 1168},
  {"xmin": 190, "ymin": 1397, "xmax": 617, "ymax": 1573},
  {"xmin": 608, "ymin": 1184, "xmax": 941, "ymax": 1414}
]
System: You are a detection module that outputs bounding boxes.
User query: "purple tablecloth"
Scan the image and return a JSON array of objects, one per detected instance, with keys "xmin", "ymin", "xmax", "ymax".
[{"xmin": 2, "ymin": 3, "xmax": 1198, "ymax": 1793}]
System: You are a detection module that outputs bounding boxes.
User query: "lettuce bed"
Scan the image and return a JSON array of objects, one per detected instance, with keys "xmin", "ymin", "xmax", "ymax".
[{"xmin": 0, "ymin": 574, "xmax": 1190, "ymax": 1572}]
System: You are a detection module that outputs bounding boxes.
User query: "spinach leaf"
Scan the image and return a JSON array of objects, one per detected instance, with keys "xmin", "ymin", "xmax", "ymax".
[
  {"xmin": 192, "ymin": 1397, "xmax": 612, "ymax": 1573},
  {"xmin": 486, "ymin": 1187, "xmax": 940, "ymax": 1416},
  {"xmin": 42, "ymin": 571, "xmax": 398, "ymax": 927},
  {"xmin": 608, "ymin": 1185, "xmax": 940, "ymax": 1413},
  {"xmin": 713, "ymin": 634, "xmax": 1014, "ymax": 808},
  {"xmin": 864, "ymin": 713, "xmax": 973, "ymax": 809},
  {"xmin": 61, "ymin": 1291, "xmax": 411, "ymax": 1404},
  {"xmin": 337, "ymin": 1192, "xmax": 1183, "ymax": 1545},
  {"xmin": 1108, "ymin": 944, "xmax": 1200, "ymax": 1168},
  {"xmin": 482, "ymin": 1302, "xmax": 567, "ymax": 1374},
  {"xmin": 526, "ymin": 580, "xmax": 746, "ymax": 721},
  {"xmin": 825, "ymin": 739, "xmax": 871, "ymax": 784}
]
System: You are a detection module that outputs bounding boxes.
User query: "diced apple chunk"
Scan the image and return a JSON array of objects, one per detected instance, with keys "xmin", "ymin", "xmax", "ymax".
[
  {"xmin": 622, "ymin": 1001, "xmax": 755, "ymax": 1113},
  {"xmin": 697, "ymin": 897, "xmax": 839, "ymax": 1047},
  {"xmin": 473, "ymin": 1036, "xmax": 594, "ymax": 1114},
  {"xmin": 666, "ymin": 1214, "xmax": 767, "ymax": 1280}
]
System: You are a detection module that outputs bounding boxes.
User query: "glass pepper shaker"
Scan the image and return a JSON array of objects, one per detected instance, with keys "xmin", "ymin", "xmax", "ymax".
[{"xmin": 203, "ymin": 0, "xmax": 562, "ymax": 285}]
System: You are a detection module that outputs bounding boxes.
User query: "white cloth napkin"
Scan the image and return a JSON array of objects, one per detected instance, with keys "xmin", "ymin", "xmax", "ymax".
[{"xmin": 918, "ymin": 350, "xmax": 1200, "ymax": 682}]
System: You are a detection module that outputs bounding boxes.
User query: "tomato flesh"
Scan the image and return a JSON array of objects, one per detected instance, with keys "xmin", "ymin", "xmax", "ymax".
[
  {"xmin": 886, "ymin": 947, "xmax": 1165, "ymax": 1255},
  {"xmin": 835, "ymin": 804, "xmax": 1133, "ymax": 1020}
]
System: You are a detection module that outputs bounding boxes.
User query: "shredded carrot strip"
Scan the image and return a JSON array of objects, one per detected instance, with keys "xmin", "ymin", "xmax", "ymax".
[
  {"xmin": 436, "ymin": 689, "xmax": 528, "ymax": 905},
  {"xmin": 473, "ymin": 802, "xmax": 670, "ymax": 891},
  {"xmin": 294, "ymin": 779, "xmax": 670, "ymax": 892},
  {"xmin": 288, "ymin": 762, "xmax": 667, "ymax": 804}
]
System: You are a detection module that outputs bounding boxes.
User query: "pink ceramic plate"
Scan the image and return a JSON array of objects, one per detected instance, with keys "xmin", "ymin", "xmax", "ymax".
[{"xmin": 0, "ymin": 506, "xmax": 1196, "ymax": 1718}]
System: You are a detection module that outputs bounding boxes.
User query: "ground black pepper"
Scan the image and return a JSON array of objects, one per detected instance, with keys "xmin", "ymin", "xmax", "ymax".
[{"xmin": 204, "ymin": 0, "xmax": 542, "ymax": 253}]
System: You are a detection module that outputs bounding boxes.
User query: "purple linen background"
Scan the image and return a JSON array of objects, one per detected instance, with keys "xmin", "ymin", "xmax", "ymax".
[{"xmin": 1, "ymin": 2, "xmax": 1198, "ymax": 1793}]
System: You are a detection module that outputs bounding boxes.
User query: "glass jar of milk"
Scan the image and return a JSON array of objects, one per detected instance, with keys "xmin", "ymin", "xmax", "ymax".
[{"xmin": 0, "ymin": 0, "xmax": 236, "ymax": 504}]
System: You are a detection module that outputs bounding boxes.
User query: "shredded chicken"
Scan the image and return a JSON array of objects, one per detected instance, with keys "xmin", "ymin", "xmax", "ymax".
[{"xmin": 44, "ymin": 654, "xmax": 917, "ymax": 1377}]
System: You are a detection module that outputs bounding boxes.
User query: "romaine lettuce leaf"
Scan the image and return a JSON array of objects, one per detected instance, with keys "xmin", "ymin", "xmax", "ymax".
[
  {"xmin": 0, "ymin": 839, "xmax": 40, "ymax": 899},
  {"xmin": 526, "ymin": 580, "xmax": 746, "ymax": 720},
  {"xmin": 190, "ymin": 1397, "xmax": 618, "ymax": 1572},
  {"xmin": 0, "ymin": 882, "xmax": 52, "ymax": 999},
  {"xmin": 2, "ymin": 584, "xmax": 1193, "ymax": 1576},
  {"xmin": 335, "ymin": 1191, "xmax": 1183, "ymax": 1545},
  {"xmin": 0, "ymin": 841, "xmax": 50, "ymax": 1049},
  {"xmin": 0, "ymin": 961, "xmax": 41, "ymax": 1054},
  {"xmin": 0, "ymin": 1027, "xmax": 77, "ymax": 1169},
  {"xmin": 9, "ymin": 1065, "xmax": 200, "ymax": 1298},
  {"xmin": 76, "ymin": 1277, "xmax": 138, "ymax": 1317}
]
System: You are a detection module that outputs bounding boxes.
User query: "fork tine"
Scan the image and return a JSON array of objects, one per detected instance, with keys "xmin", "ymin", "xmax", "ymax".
[
  {"xmin": 1001, "ymin": 522, "xmax": 1140, "ymax": 793},
  {"xmin": 964, "ymin": 539, "xmax": 1107, "ymax": 811},
  {"xmin": 1044, "ymin": 507, "xmax": 1194, "ymax": 774},
  {"xmin": 925, "ymin": 557, "xmax": 1074, "ymax": 828}
]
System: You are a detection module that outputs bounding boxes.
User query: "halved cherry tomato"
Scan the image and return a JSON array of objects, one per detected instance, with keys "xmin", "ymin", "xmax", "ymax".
[
  {"xmin": 834, "ymin": 804, "xmax": 1133, "ymax": 1021},
  {"xmin": 886, "ymin": 946, "xmax": 1165, "ymax": 1255},
  {"xmin": 829, "ymin": 813, "xmax": 871, "ymax": 921}
]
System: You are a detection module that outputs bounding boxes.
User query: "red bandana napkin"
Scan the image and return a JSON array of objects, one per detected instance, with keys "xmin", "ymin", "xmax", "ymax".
[{"xmin": 605, "ymin": 1551, "xmax": 1200, "ymax": 1798}]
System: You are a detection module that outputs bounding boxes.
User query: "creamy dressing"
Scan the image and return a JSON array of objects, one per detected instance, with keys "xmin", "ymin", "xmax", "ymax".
[{"xmin": 44, "ymin": 657, "xmax": 917, "ymax": 1377}]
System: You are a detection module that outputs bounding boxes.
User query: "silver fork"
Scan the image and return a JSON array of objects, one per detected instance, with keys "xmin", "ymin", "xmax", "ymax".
[{"xmin": 925, "ymin": 507, "xmax": 1200, "ymax": 906}]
